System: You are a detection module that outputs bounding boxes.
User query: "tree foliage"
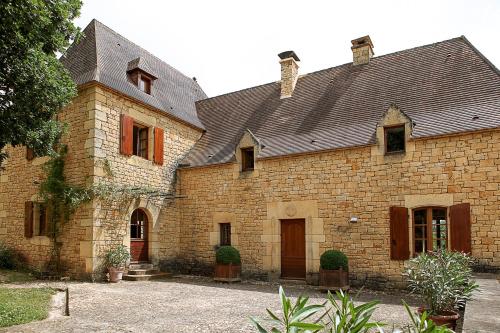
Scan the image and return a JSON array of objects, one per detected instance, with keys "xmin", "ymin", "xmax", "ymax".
[{"xmin": 0, "ymin": 0, "xmax": 82, "ymax": 166}]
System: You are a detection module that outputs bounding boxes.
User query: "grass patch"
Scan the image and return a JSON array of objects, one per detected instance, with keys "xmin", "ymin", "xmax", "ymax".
[
  {"xmin": 0, "ymin": 269, "xmax": 36, "ymax": 284},
  {"xmin": 0, "ymin": 288, "xmax": 55, "ymax": 327}
]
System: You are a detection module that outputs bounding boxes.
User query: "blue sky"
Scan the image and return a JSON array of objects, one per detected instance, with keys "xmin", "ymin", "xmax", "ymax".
[{"xmin": 75, "ymin": 0, "xmax": 500, "ymax": 97}]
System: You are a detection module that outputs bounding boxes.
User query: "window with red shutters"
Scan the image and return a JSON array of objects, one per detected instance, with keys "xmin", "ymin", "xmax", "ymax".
[
  {"xmin": 153, "ymin": 127, "xmax": 164, "ymax": 165},
  {"xmin": 389, "ymin": 206, "xmax": 410, "ymax": 260},
  {"xmin": 120, "ymin": 114, "xmax": 134, "ymax": 156},
  {"xmin": 450, "ymin": 203, "xmax": 472, "ymax": 253},
  {"xmin": 24, "ymin": 201, "xmax": 34, "ymax": 238}
]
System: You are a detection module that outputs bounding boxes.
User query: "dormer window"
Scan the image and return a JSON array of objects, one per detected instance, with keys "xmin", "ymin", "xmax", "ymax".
[
  {"xmin": 127, "ymin": 57, "xmax": 157, "ymax": 95},
  {"xmin": 138, "ymin": 73, "xmax": 152, "ymax": 94},
  {"xmin": 241, "ymin": 147, "xmax": 254, "ymax": 171},
  {"xmin": 385, "ymin": 125, "xmax": 405, "ymax": 154}
]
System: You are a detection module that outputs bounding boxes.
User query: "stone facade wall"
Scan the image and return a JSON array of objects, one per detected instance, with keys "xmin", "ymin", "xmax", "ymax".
[
  {"xmin": 0, "ymin": 86, "xmax": 96, "ymax": 276},
  {"xmin": 175, "ymin": 128, "xmax": 500, "ymax": 287},
  {"xmin": 0, "ymin": 83, "xmax": 202, "ymax": 278},
  {"xmin": 87, "ymin": 85, "xmax": 202, "ymax": 272}
]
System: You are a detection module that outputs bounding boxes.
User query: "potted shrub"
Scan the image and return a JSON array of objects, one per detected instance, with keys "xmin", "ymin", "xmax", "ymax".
[
  {"xmin": 214, "ymin": 245, "xmax": 241, "ymax": 282},
  {"xmin": 105, "ymin": 244, "xmax": 131, "ymax": 283},
  {"xmin": 404, "ymin": 250, "xmax": 478, "ymax": 329},
  {"xmin": 319, "ymin": 250, "xmax": 349, "ymax": 291}
]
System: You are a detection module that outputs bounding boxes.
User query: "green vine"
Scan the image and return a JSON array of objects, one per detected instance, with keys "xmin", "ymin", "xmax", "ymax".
[{"xmin": 38, "ymin": 146, "xmax": 176, "ymax": 273}]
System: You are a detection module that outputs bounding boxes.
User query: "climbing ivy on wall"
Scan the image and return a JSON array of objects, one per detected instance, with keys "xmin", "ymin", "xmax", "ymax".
[{"xmin": 38, "ymin": 146, "xmax": 176, "ymax": 273}]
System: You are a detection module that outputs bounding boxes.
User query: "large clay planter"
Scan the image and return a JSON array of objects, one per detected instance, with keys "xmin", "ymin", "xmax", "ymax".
[
  {"xmin": 417, "ymin": 307, "xmax": 459, "ymax": 329},
  {"xmin": 319, "ymin": 268, "xmax": 349, "ymax": 291},
  {"xmin": 108, "ymin": 267, "xmax": 124, "ymax": 283},
  {"xmin": 214, "ymin": 263, "xmax": 241, "ymax": 282}
]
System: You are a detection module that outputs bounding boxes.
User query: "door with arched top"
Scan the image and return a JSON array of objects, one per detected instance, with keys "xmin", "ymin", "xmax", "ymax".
[{"xmin": 130, "ymin": 209, "xmax": 148, "ymax": 262}]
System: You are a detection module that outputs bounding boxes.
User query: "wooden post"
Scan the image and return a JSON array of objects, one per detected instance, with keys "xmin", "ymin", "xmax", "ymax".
[{"xmin": 65, "ymin": 288, "xmax": 70, "ymax": 316}]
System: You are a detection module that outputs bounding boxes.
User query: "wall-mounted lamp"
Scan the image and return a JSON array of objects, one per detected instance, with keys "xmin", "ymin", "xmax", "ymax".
[{"xmin": 349, "ymin": 216, "xmax": 358, "ymax": 223}]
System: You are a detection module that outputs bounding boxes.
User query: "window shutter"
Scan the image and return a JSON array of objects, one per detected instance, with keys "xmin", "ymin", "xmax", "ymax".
[
  {"xmin": 24, "ymin": 201, "xmax": 34, "ymax": 238},
  {"xmin": 450, "ymin": 203, "xmax": 472, "ymax": 253},
  {"xmin": 120, "ymin": 114, "xmax": 134, "ymax": 156},
  {"xmin": 44, "ymin": 204, "xmax": 51, "ymax": 237},
  {"xmin": 153, "ymin": 127, "xmax": 164, "ymax": 165},
  {"xmin": 389, "ymin": 206, "xmax": 410, "ymax": 260},
  {"xmin": 26, "ymin": 147, "xmax": 35, "ymax": 161}
]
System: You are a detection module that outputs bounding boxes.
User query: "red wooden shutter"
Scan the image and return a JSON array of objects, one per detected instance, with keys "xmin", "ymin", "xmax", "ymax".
[
  {"xmin": 450, "ymin": 203, "xmax": 472, "ymax": 253},
  {"xmin": 26, "ymin": 147, "xmax": 35, "ymax": 160},
  {"xmin": 389, "ymin": 206, "xmax": 410, "ymax": 260},
  {"xmin": 120, "ymin": 114, "xmax": 134, "ymax": 156},
  {"xmin": 24, "ymin": 201, "xmax": 34, "ymax": 238},
  {"xmin": 153, "ymin": 127, "xmax": 164, "ymax": 165}
]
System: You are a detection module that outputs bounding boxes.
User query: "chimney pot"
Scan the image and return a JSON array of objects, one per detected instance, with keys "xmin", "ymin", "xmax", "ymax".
[
  {"xmin": 278, "ymin": 50, "xmax": 300, "ymax": 98},
  {"xmin": 351, "ymin": 35, "xmax": 374, "ymax": 65}
]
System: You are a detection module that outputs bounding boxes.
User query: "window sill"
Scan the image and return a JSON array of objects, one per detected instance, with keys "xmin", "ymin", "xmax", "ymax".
[{"xmin": 384, "ymin": 151, "xmax": 405, "ymax": 156}]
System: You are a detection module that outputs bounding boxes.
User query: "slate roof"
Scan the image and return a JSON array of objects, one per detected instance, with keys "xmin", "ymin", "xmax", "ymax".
[
  {"xmin": 182, "ymin": 36, "xmax": 500, "ymax": 167},
  {"xmin": 60, "ymin": 19, "xmax": 206, "ymax": 129}
]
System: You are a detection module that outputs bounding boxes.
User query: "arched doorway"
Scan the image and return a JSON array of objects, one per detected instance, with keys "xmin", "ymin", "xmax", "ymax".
[{"xmin": 130, "ymin": 208, "xmax": 148, "ymax": 262}]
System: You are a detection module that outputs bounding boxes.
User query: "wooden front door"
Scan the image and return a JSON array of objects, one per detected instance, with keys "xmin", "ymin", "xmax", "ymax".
[
  {"xmin": 130, "ymin": 209, "xmax": 148, "ymax": 262},
  {"xmin": 281, "ymin": 219, "xmax": 306, "ymax": 279}
]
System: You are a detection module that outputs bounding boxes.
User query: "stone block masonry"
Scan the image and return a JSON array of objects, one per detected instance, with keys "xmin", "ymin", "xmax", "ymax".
[{"xmin": 176, "ymin": 129, "xmax": 500, "ymax": 287}]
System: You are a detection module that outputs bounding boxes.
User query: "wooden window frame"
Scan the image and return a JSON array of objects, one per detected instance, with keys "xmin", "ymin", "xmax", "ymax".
[
  {"xmin": 384, "ymin": 124, "xmax": 406, "ymax": 155},
  {"xmin": 138, "ymin": 73, "xmax": 152, "ymax": 95},
  {"xmin": 412, "ymin": 206, "xmax": 448, "ymax": 255},
  {"xmin": 219, "ymin": 223, "xmax": 231, "ymax": 246},
  {"xmin": 241, "ymin": 147, "xmax": 255, "ymax": 172},
  {"xmin": 132, "ymin": 123, "xmax": 149, "ymax": 159}
]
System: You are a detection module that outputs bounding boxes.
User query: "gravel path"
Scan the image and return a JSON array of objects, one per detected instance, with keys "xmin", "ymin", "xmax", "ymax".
[{"xmin": 1, "ymin": 276, "xmax": 418, "ymax": 332}]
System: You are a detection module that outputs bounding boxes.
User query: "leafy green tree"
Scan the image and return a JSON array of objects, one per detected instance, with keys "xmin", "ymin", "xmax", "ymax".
[{"xmin": 0, "ymin": 0, "xmax": 82, "ymax": 166}]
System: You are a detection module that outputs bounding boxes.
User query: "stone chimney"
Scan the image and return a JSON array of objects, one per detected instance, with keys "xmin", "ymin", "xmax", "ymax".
[
  {"xmin": 351, "ymin": 36, "xmax": 374, "ymax": 65},
  {"xmin": 278, "ymin": 51, "xmax": 300, "ymax": 98}
]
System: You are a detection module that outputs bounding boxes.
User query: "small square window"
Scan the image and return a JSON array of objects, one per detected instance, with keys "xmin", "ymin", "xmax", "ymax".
[
  {"xmin": 385, "ymin": 125, "xmax": 405, "ymax": 154},
  {"xmin": 220, "ymin": 223, "xmax": 231, "ymax": 246},
  {"xmin": 133, "ymin": 124, "xmax": 149, "ymax": 159},
  {"xmin": 241, "ymin": 147, "xmax": 254, "ymax": 171}
]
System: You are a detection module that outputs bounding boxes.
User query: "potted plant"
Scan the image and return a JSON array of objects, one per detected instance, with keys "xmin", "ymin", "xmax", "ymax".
[
  {"xmin": 319, "ymin": 250, "xmax": 349, "ymax": 291},
  {"xmin": 403, "ymin": 250, "xmax": 478, "ymax": 329},
  {"xmin": 105, "ymin": 244, "xmax": 131, "ymax": 283},
  {"xmin": 214, "ymin": 245, "xmax": 241, "ymax": 282}
]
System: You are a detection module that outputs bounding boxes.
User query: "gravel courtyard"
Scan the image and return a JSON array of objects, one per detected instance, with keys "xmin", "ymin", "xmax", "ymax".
[{"xmin": 1, "ymin": 276, "xmax": 418, "ymax": 333}]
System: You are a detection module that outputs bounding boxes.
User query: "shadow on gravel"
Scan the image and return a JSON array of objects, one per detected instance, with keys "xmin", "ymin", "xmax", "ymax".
[{"xmin": 150, "ymin": 275, "xmax": 420, "ymax": 307}]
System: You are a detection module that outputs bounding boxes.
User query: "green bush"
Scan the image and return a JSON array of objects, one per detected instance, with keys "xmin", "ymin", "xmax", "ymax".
[
  {"xmin": 104, "ymin": 245, "xmax": 131, "ymax": 268},
  {"xmin": 320, "ymin": 250, "xmax": 348, "ymax": 270},
  {"xmin": 0, "ymin": 242, "xmax": 16, "ymax": 269},
  {"xmin": 403, "ymin": 250, "xmax": 478, "ymax": 315},
  {"xmin": 215, "ymin": 246, "xmax": 241, "ymax": 265}
]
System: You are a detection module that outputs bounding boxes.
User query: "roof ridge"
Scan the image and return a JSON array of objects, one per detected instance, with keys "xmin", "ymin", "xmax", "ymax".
[
  {"xmin": 460, "ymin": 35, "xmax": 500, "ymax": 79},
  {"xmin": 92, "ymin": 19, "xmax": 100, "ymax": 81},
  {"xmin": 197, "ymin": 36, "xmax": 467, "ymax": 104},
  {"xmin": 91, "ymin": 19, "xmax": 197, "ymax": 86}
]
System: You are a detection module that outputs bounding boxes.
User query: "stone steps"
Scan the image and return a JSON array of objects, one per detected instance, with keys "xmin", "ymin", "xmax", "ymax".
[{"xmin": 123, "ymin": 263, "xmax": 172, "ymax": 281}]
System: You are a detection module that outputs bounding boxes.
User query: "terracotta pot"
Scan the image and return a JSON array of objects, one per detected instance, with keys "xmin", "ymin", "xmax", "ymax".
[
  {"xmin": 108, "ymin": 267, "xmax": 124, "ymax": 283},
  {"xmin": 214, "ymin": 263, "xmax": 241, "ymax": 282},
  {"xmin": 319, "ymin": 268, "xmax": 349, "ymax": 291},
  {"xmin": 417, "ymin": 307, "xmax": 459, "ymax": 329}
]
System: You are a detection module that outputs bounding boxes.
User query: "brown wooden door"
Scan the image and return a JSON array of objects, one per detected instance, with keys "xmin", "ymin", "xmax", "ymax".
[
  {"xmin": 130, "ymin": 209, "xmax": 148, "ymax": 262},
  {"xmin": 281, "ymin": 219, "xmax": 306, "ymax": 279}
]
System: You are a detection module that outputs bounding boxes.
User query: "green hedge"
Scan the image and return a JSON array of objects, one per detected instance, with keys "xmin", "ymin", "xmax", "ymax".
[
  {"xmin": 320, "ymin": 250, "xmax": 348, "ymax": 270},
  {"xmin": 216, "ymin": 246, "xmax": 241, "ymax": 265}
]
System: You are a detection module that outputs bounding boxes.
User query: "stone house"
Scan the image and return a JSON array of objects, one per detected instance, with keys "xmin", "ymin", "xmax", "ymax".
[{"xmin": 0, "ymin": 20, "xmax": 499, "ymax": 286}]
